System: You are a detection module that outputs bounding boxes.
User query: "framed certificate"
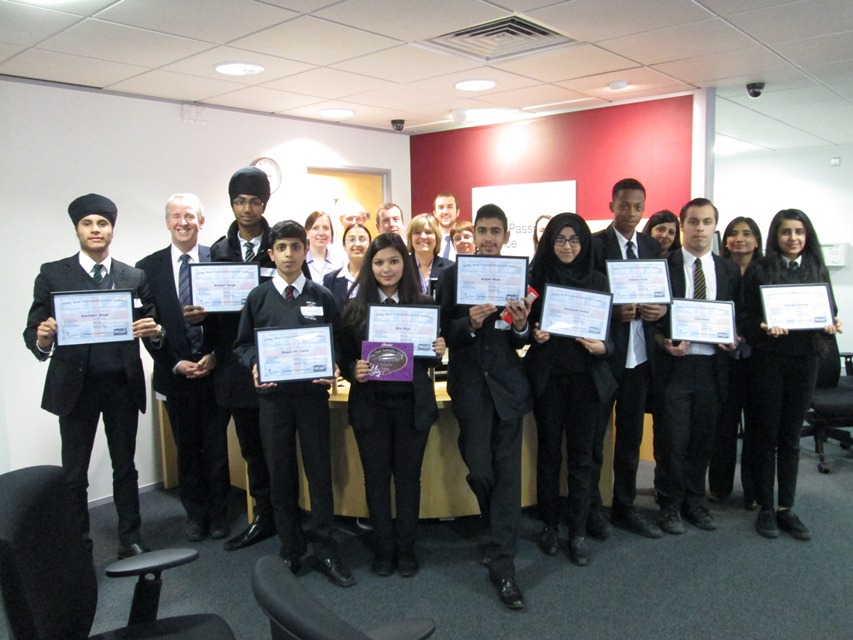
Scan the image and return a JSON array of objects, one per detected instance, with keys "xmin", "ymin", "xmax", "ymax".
[
  {"xmin": 670, "ymin": 298, "xmax": 736, "ymax": 344},
  {"xmin": 367, "ymin": 304, "xmax": 439, "ymax": 357},
  {"xmin": 51, "ymin": 289, "xmax": 134, "ymax": 346},
  {"xmin": 189, "ymin": 263, "xmax": 259, "ymax": 312},
  {"xmin": 362, "ymin": 341, "xmax": 414, "ymax": 381},
  {"xmin": 540, "ymin": 284, "xmax": 613, "ymax": 341},
  {"xmin": 605, "ymin": 259, "xmax": 673, "ymax": 304},
  {"xmin": 760, "ymin": 283, "xmax": 834, "ymax": 330},
  {"xmin": 455, "ymin": 255, "xmax": 528, "ymax": 306},
  {"xmin": 255, "ymin": 324, "xmax": 335, "ymax": 384}
]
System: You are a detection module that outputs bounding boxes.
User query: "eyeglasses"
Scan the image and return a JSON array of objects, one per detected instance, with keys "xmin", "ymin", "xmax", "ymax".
[
  {"xmin": 232, "ymin": 197, "xmax": 264, "ymax": 209},
  {"xmin": 554, "ymin": 235, "xmax": 581, "ymax": 247},
  {"xmin": 345, "ymin": 236, "xmax": 369, "ymax": 245}
]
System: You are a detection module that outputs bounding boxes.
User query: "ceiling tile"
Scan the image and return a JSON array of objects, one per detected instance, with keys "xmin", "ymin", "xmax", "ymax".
[
  {"xmin": 699, "ymin": 0, "xmax": 800, "ymax": 16},
  {"xmin": 331, "ymin": 44, "xmax": 481, "ymax": 82},
  {"xmin": 555, "ymin": 67, "xmax": 693, "ymax": 98},
  {"xmin": 279, "ymin": 99, "xmax": 412, "ymax": 128},
  {"xmin": 725, "ymin": 0, "xmax": 853, "ymax": 44},
  {"xmin": 255, "ymin": 0, "xmax": 342, "ymax": 12},
  {"xmin": 162, "ymin": 47, "xmax": 313, "ymax": 84},
  {"xmin": 0, "ymin": 2, "xmax": 79, "ymax": 47},
  {"xmin": 472, "ymin": 83, "xmax": 597, "ymax": 109},
  {"xmin": 95, "ymin": 0, "xmax": 298, "ymax": 43},
  {"xmin": 0, "ymin": 48, "xmax": 147, "ymax": 87},
  {"xmin": 314, "ymin": 0, "xmax": 508, "ymax": 41},
  {"xmin": 408, "ymin": 67, "xmax": 540, "ymax": 98},
  {"xmin": 262, "ymin": 67, "xmax": 394, "ymax": 99},
  {"xmin": 0, "ymin": 42, "xmax": 24, "ymax": 64},
  {"xmin": 205, "ymin": 86, "xmax": 322, "ymax": 112},
  {"xmin": 528, "ymin": 0, "xmax": 713, "ymax": 42},
  {"xmin": 492, "ymin": 43, "xmax": 636, "ymax": 82},
  {"xmin": 107, "ymin": 69, "xmax": 244, "ymax": 101},
  {"xmin": 229, "ymin": 15, "xmax": 398, "ymax": 66},
  {"xmin": 345, "ymin": 84, "xmax": 451, "ymax": 114},
  {"xmin": 38, "ymin": 19, "xmax": 212, "ymax": 67},
  {"xmin": 774, "ymin": 32, "xmax": 853, "ymax": 68},
  {"xmin": 652, "ymin": 47, "xmax": 794, "ymax": 87}
]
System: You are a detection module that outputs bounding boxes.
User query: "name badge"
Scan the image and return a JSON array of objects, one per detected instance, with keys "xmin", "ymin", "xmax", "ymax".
[
  {"xmin": 133, "ymin": 297, "xmax": 143, "ymax": 309},
  {"xmin": 301, "ymin": 305, "xmax": 323, "ymax": 317}
]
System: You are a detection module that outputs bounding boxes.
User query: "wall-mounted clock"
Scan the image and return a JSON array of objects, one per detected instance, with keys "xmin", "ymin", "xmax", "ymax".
[{"xmin": 251, "ymin": 156, "xmax": 282, "ymax": 193}]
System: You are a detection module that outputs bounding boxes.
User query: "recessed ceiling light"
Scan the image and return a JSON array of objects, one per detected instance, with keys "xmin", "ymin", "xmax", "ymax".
[
  {"xmin": 455, "ymin": 79, "xmax": 496, "ymax": 92},
  {"xmin": 215, "ymin": 62, "xmax": 264, "ymax": 76},
  {"xmin": 320, "ymin": 108, "xmax": 355, "ymax": 119},
  {"xmin": 608, "ymin": 80, "xmax": 629, "ymax": 91}
]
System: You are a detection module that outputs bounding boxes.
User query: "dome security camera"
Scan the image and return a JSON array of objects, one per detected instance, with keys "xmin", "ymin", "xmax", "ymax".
[
  {"xmin": 746, "ymin": 82, "xmax": 765, "ymax": 99},
  {"xmin": 391, "ymin": 119, "xmax": 405, "ymax": 132}
]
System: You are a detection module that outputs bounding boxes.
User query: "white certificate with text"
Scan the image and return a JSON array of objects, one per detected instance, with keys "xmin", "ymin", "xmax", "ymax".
[
  {"xmin": 606, "ymin": 259, "xmax": 672, "ymax": 304},
  {"xmin": 190, "ymin": 263, "xmax": 259, "ymax": 312},
  {"xmin": 670, "ymin": 298, "xmax": 736, "ymax": 344},
  {"xmin": 255, "ymin": 325, "xmax": 335, "ymax": 383},
  {"xmin": 540, "ymin": 284, "xmax": 613, "ymax": 341},
  {"xmin": 455, "ymin": 255, "xmax": 528, "ymax": 306},
  {"xmin": 760, "ymin": 283, "xmax": 834, "ymax": 330},
  {"xmin": 52, "ymin": 289, "xmax": 134, "ymax": 346},
  {"xmin": 367, "ymin": 304, "xmax": 439, "ymax": 357}
]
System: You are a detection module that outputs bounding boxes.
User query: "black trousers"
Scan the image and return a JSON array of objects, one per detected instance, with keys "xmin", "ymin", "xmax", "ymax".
[
  {"xmin": 58, "ymin": 372, "xmax": 141, "ymax": 548},
  {"xmin": 591, "ymin": 362, "xmax": 651, "ymax": 515},
  {"xmin": 258, "ymin": 387, "xmax": 337, "ymax": 560},
  {"xmin": 353, "ymin": 392, "xmax": 430, "ymax": 559},
  {"xmin": 458, "ymin": 385, "xmax": 523, "ymax": 581},
  {"xmin": 656, "ymin": 356, "xmax": 720, "ymax": 511},
  {"xmin": 533, "ymin": 373, "xmax": 598, "ymax": 537},
  {"xmin": 750, "ymin": 350, "xmax": 818, "ymax": 510},
  {"xmin": 708, "ymin": 356, "xmax": 758, "ymax": 501},
  {"xmin": 229, "ymin": 406, "xmax": 272, "ymax": 517},
  {"xmin": 165, "ymin": 376, "xmax": 231, "ymax": 524}
]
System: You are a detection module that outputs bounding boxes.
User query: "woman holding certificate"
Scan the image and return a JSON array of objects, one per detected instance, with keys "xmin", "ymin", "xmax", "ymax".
[
  {"xmin": 741, "ymin": 209, "xmax": 841, "ymax": 541},
  {"xmin": 339, "ymin": 233, "xmax": 446, "ymax": 577},
  {"xmin": 524, "ymin": 213, "xmax": 616, "ymax": 566}
]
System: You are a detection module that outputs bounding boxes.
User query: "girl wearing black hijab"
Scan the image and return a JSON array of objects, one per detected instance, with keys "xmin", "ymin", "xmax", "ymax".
[{"xmin": 525, "ymin": 213, "xmax": 616, "ymax": 566}]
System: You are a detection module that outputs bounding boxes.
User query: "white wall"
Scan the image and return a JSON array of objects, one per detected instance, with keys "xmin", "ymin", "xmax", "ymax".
[
  {"xmin": 715, "ymin": 145, "xmax": 853, "ymax": 353},
  {"xmin": 0, "ymin": 79, "xmax": 411, "ymax": 494}
]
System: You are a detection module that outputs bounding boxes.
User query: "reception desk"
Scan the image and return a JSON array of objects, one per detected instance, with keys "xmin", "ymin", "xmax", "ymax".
[{"xmin": 157, "ymin": 380, "xmax": 617, "ymax": 523}]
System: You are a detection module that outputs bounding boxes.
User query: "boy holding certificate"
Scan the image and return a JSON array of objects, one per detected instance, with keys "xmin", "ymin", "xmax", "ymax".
[
  {"xmin": 436, "ymin": 204, "xmax": 532, "ymax": 611},
  {"xmin": 654, "ymin": 198, "xmax": 740, "ymax": 534},
  {"xmin": 233, "ymin": 220, "xmax": 355, "ymax": 588}
]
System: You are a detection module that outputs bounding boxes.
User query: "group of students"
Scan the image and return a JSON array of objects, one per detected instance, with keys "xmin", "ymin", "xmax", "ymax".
[{"xmin": 24, "ymin": 169, "xmax": 841, "ymax": 613}]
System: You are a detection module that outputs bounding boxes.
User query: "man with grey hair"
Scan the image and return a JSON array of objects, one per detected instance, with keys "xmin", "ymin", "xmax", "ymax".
[
  {"xmin": 136, "ymin": 193, "xmax": 231, "ymax": 542},
  {"xmin": 376, "ymin": 202, "xmax": 405, "ymax": 236}
]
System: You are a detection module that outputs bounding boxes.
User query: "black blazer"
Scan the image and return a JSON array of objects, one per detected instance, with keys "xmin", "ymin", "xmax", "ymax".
[
  {"xmin": 323, "ymin": 267, "xmax": 353, "ymax": 312},
  {"xmin": 412, "ymin": 254, "xmax": 453, "ymax": 295},
  {"xmin": 436, "ymin": 264, "xmax": 532, "ymax": 422},
  {"xmin": 656, "ymin": 250, "xmax": 741, "ymax": 398},
  {"xmin": 136, "ymin": 246, "xmax": 218, "ymax": 397},
  {"xmin": 23, "ymin": 255, "xmax": 158, "ymax": 417},
  {"xmin": 592, "ymin": 225, "xmax": 664, "ymax": 377}
]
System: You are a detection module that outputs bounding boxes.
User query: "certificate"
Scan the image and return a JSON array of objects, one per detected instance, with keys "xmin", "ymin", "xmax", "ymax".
[
  {"xmin": 670, "ymin": 298, "xmax": 736, "ymax": 344},
  {"xmin": 760, "ymin": 283, "xmax": 834, "ymax": 330},
  {"xmin": 367, "ymin": 304, "xmax": 439, "ymax": 357},
  {"xmin": 606, "ymin": 259, "xmax": 672, "ymax": 304},
  {"xmin": 255, "ymin": 325, "xmax": 335, "ymax": 384},
  {"xmin": 540, "ymin": 284, "xmax": 613, "ymax": 341},
  {"xmin": 362, "ymin": 341, "xmax": 414, "ymax": 381},
  {"xmin": 189, "ymin": 263, "xmax": 259, "ymax": 312},
  {"xmin": 455, "ymin": 255, "xmax": 528, "ymax": 306},
  {"xmin": 51, "ymin": 289, "xmax": 134, "ymax": 346}
]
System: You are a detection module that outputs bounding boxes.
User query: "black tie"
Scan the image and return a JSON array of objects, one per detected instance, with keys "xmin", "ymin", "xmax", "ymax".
[
  {"xmin": 693, "ymin": 259, "xmax": 706, "ymax": 300},
  {"xmin": 383, "ymin": 298, "xmax": 397, "ymax": 305},
  {"xmin": 788, "ymin": 260, "xmax": 799, "ymax": 272},
  {"xmin": 625, "ymin": 241, "xmax": 637, "ymax": 260},
  {"xmin": 244, "ymin": 242, "xmax": 255, "ymax": 262},
  {"xmin": 91, "ymin": 264, "xmax": 104, "ymax": 284},
  {"xmin": 179, "ymin": 254, "xmax": 204, "ymax": 353},
  {"xmin": 285, "ymin": 285, "xmax": 295, "ymax": 302}
]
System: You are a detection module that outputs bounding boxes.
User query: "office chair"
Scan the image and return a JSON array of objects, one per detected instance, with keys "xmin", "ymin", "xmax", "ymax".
[
  {"xmin": 0, "ymin": 465, "xmax": 235, "ymax": 640},
  {"xmin": 252, "ymin": 555, "xmax": 436, "ymax": 640},
  {"xmin": 802, "ymin": 337, "xmax": 853, "ymax": 474}
]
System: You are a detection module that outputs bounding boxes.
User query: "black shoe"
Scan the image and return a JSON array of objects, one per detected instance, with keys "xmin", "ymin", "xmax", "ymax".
[
  {"xmin": 743, "ymin": 498, "xmax": 758, "ymax": 511},
  {"xmin": 568, "ymin": 536, "xmax": 589, "ymax": 567},
  {"xmin": 279, "ymin": 554, "xmax": 302, "ymax": 575},
  {"xmin": 755, "ymin": 508, "xmax": 779, "ymax": 539},
  {"xmin": 209, "ymin": 515, "xmax": 230, "ymax": 540},
  {"xmin": 611, "ymin": 510, "xmax": 663, "ymax": 539},
  {"xmin": 397, "ymin": 552, "xmax": 419, "ymax": 578},
  {"xmin": 682, "ymin": 505, "xmax": 717, "ymax": 531},
  {"xmin": 224, "ymin": 514, "xmax": 276, "ymax": 551},
  {"xmin": 776, "ymin": 510, "xmax": 811, "ymax": 541},
  {"xmin": 492, "ymin": 577, "xmax": 524, "ymax": 610},
  {"xmin": 538, "ymin": 526, "xmax": 559, "ymax": 556},
  {"xmin": 657, "ymin": 509, "xmax": 685, "ymax": 535},
  {"xmin": 186, "ymin": 520, "xmax": 206, "ymax": 542},
  {"xmin": 586, "ymin": 510, "xmax": 613, "ymax": 541},
  {"xmin": 315, "ymin": 556, "xmax": 356, "ymax": 588},
  {"xmin": 117, "ymin": 542, "xmax": 150, "ymax": 560},
  {"xmin": 371, "ymin": 556, "xmax": 395, "ymax": 577}
]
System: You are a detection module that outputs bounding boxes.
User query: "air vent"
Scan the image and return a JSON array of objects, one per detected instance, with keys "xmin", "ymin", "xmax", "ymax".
[{"xmin": 424, "ymin": 16, "xmax": 574, "ymax": 62}]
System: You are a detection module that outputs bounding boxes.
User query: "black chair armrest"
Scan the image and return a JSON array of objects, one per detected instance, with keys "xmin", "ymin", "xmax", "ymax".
[
  {"xmin": 367, "ymin": 619, "xmax": 436, "ymax": 640},
  {"xmin": 841, "ymin": 352, "xmax": 852, "ymax": 377}
]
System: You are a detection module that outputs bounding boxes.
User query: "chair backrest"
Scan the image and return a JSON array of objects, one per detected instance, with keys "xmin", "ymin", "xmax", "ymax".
[
  {"xmin": 252, "ymin": 555, "xmax": 372, "ymax": 640},
  {"xmin": 0, "ymin": 465, "xmax": 98, "ymax": 640},
  {"xmin": 816, "ymin": 335, "xmax": 841, "ymax": 389}
]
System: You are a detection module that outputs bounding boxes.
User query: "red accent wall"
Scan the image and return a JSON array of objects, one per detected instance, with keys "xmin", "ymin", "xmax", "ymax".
[{"xmin": 410, "ymin": 96, "xmax": 693, "ymax": 223}]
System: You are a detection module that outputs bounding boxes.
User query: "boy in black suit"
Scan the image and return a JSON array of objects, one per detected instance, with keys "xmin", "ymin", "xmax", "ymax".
[
  {"xmin": 24, "ymin": 193, "xmax": 163, "ymax": 558},
  {"xmin": 233, "ymin": 220, "xmax": 354, "ymax": 588},
  {"xmin": 436, "ymin": 204, "xmax": 531, "ymax": 611}
]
